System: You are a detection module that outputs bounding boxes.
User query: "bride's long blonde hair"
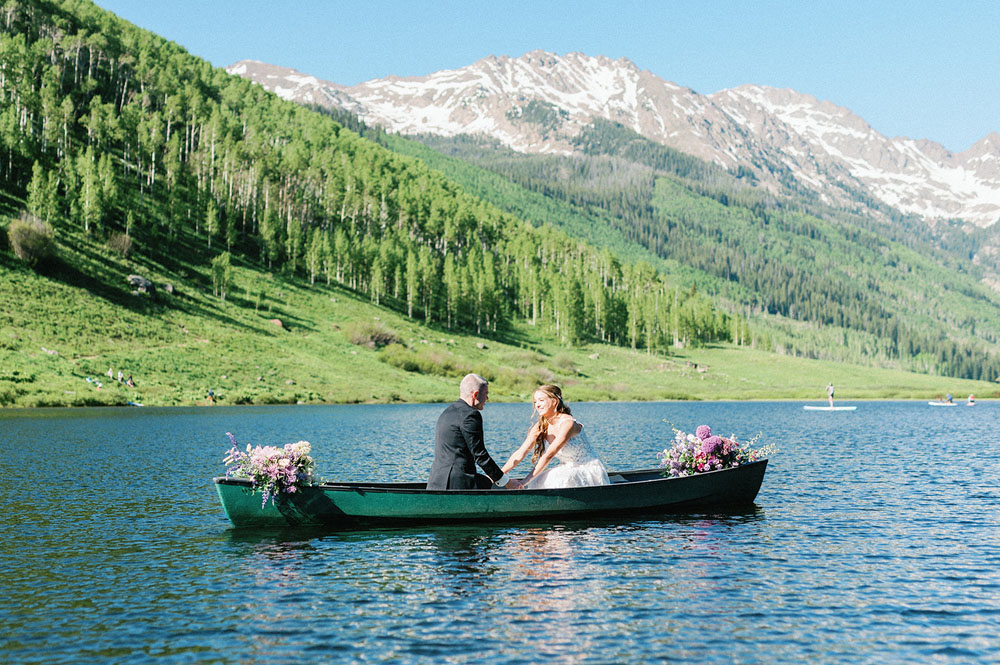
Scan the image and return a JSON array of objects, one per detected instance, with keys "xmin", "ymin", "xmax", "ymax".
[{"xmin": 530, "ymin": 384, "xmax": 572, "ymax": 464}]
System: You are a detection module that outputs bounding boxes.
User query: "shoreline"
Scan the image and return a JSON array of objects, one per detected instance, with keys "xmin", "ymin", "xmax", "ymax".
[{"xmin": 0, "ymin": 394, "xmax": 990, "ymax": 410}]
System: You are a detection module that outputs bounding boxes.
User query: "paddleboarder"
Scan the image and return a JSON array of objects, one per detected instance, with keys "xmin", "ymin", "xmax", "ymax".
[{"xmin": 826, "ymin": 382, "xmax": 835, "ymax": 407}]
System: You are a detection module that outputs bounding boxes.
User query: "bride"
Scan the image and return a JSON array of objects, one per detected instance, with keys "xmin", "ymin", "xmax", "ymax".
[{"xmin": 501, "ymin": 384, "xmax": 610, "ymax": 489}]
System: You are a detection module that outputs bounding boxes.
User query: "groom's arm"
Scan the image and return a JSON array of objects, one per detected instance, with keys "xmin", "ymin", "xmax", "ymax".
[{"xmin": 461, "ymin": 410, "xmax": 504, "ymax": 483}]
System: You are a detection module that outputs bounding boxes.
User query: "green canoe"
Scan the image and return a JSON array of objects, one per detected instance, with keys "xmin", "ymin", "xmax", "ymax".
[{"xmin": 214, "ymin": 460, "xmax": 768, "ymax": 529}]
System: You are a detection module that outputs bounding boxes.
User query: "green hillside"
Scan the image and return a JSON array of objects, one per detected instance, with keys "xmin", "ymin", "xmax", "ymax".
[
  {"xmin": 0, "ymin": 0, "xmax": 997, "ymax": 407},
  {"xmin": 1, "ymin": 4, "xmax": 736, "ymax": 334},
  {"xmin": 386, "ymin": 126, "xmax": 1000, "ymax": 380},
  {"xmin": 3, "ymin": 228, "xmax": 995, "ymax": 407}
]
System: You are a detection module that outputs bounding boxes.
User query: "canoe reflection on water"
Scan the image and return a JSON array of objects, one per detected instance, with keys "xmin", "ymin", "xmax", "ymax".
[{"xmin": 214, "ymin": 460, "xmax": 768, "ymax": 529}]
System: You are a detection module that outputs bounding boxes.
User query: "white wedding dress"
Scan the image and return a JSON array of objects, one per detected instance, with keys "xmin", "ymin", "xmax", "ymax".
[{"xmin": 525, "ymin": 423, "xmax": 610, "ymax": 489}]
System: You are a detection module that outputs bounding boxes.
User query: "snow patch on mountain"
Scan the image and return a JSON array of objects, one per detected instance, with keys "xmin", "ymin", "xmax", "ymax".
[{"xmin": 227, "ymin": 53, "xmax": 1000, "ymax": 227}]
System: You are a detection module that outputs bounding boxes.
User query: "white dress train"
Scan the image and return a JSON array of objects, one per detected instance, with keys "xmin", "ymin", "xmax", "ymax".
[{"xmin": 524, "ymin": 423, "xmax": 610, "ymax": 489}]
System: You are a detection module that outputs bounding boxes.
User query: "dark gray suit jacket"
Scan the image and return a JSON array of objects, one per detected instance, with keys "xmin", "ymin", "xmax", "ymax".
[{"xmin": 427, "ymin": 400, "xmax": 504, "ymax": 489}]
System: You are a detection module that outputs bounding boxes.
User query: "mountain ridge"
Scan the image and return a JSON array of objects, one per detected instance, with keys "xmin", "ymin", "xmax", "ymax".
[{"xmin": 228, "ymin": 52, "xmax": 1000, "ymax": 227}]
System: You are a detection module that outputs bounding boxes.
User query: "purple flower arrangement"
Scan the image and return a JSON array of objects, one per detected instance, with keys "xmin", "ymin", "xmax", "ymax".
[
  {"xmin": 656, "ymin": 424, "xmax": 775, "ymax": 477},
  {"xmin": 223, "ymin": 432, "xmax": 316, "ymax": 507}
]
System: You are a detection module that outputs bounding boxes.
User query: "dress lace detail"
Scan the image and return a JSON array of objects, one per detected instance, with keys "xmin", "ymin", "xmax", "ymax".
[{"xmin": 525, "ymin": 422, "xmax": 610, "ymax": 489}]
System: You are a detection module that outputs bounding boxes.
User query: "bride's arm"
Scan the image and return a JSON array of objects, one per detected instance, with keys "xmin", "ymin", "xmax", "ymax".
[
  {"xmin": 501, "ymin": 425, "xmax": 538, "ymax": 473},
  {"xmin": 521, "ymin": 417, "xmax": 576, "ymax": 484}
]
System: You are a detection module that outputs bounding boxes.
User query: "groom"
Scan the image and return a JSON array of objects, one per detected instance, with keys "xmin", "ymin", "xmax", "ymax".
[{"xmin": 427, "ymin": 373, "xmax": 521, "ymax": 490}]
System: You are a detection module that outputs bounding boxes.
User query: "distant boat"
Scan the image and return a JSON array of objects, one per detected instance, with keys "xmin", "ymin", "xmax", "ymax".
[
  {"xmin": 927, "ymin": 401, "xmax": 957, "ymax": 407},
  {"xmin": 803, "ymin": 405, "xmax": 857, "ymax": 411}
]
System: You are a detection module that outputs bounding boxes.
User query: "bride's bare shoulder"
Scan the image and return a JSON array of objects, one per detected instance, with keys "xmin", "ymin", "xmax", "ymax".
[{"xmin": 552, "ymin": 414, "xmax": 578, "ymax": 430}]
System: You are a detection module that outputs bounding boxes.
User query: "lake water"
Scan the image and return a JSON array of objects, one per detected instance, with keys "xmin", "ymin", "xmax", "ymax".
[{"xmin": 2, "ymin": 400, "xmax": 998, "ymax": 664}]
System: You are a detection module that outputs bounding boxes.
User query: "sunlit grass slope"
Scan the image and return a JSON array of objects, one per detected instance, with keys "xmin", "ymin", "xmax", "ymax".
[{"xmin": 2, "ymin": 227, "xmax": 995, "ymax": 408}]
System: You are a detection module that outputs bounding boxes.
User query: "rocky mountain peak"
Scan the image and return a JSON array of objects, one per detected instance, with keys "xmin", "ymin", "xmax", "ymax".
[{"xmin": 228, "ymin": 51, "xmax": 1000, "ymax": 227}]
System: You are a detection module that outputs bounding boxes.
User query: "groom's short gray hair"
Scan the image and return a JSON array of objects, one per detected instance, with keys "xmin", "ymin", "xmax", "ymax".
[{"xmin": 459, "ymin": 373, "xmax": 488, "ymax": 400}]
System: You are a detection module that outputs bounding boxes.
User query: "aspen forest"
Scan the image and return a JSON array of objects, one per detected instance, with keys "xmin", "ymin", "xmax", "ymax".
[{"xmin": 0, "ymin": 0, "xmax": 738, "ymax": 356}]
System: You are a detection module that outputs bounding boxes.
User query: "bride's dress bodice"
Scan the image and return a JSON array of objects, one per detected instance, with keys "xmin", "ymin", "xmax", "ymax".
[
  {"xmin": 527, "ymin": 420, "xmax": 609, "ymax": 490},
  {"xmin": 552, "ymin": 423, "xmax": 600, "ymax": 466}
]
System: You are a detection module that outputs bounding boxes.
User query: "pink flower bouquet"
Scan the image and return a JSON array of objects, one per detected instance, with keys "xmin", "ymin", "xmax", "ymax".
[
  {"xmin": 657, "ymin": 424, "xmax": 775, "ymax": 477},
  {"xmin": 223, "ymin": 432, "xmax": 316, "ymax": 507}
]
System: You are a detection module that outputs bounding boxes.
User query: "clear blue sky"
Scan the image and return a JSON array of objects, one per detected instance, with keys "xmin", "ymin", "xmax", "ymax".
[{"xmin": 94, "ymin": 0, "xmax": 998, "ymax": 153}]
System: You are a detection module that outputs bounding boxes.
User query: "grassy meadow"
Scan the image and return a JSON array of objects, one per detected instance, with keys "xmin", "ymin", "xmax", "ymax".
[{"xmin": 2, "ymin": 227, "xmax": 995, "ymax": 408}]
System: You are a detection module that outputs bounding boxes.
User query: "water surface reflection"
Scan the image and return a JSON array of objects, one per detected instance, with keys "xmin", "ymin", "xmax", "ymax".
[{"xmin": 3, "ymin": 402, "xmax": 999, "ymax": 663}]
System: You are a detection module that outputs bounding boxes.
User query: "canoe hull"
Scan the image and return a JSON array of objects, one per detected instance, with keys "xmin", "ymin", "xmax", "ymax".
[{"xmin": 214, "ymin": 460, "xmax": 768, "ymax": 529}]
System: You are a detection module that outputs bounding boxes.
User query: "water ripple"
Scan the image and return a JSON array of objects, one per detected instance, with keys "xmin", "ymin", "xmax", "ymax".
[{"xmin": 2, "ymin": 402, "xmax": 1000, "ymax": 663}]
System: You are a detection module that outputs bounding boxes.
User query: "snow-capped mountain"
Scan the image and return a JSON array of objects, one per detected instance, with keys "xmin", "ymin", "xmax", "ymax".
[{"xmin": 227, "ymin": 52, "xmax": 1000, "ymax": 227}]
